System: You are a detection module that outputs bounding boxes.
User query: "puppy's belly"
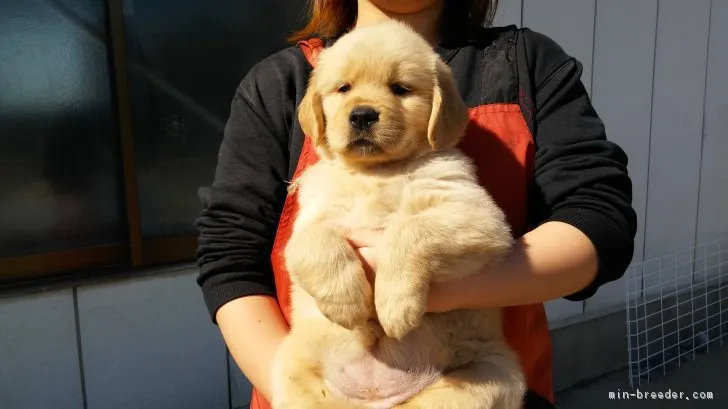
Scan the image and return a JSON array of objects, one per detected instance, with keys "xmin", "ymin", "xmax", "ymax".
[
  {"xmin": 323, "ymin": 354, "xmax": 440, "ymax": 408},
  {"xmin": 291, "ymin": 287, "xmax": 442, "ymax": 407},
  {"xmin": 322, "ymin": 345, "xmax": 441, "ymax": 408}
]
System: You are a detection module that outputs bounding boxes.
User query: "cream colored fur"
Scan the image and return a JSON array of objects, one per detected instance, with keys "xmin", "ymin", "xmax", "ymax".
[{"xmin": 271, "ymin": 20, "xmax": 526, "ymax": 409}]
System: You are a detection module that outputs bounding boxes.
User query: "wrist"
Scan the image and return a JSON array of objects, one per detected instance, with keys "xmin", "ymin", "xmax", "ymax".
[{"xmin": 426, "ymin": 275, "xmax": 478, "ymax": 312}]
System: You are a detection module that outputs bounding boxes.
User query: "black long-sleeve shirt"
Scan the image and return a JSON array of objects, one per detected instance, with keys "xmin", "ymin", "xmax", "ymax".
[{"xmin": 195, "ymin": 26, "xmax": 638, "ymax": 322}]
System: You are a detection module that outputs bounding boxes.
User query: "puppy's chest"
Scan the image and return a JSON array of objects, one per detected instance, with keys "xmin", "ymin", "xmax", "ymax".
[{"xmin": 297, "ymin": 166, "xmax": 407, "ymax": 228}]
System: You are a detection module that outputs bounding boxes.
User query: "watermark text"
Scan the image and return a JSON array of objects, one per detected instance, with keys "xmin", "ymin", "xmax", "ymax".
[{"xmin": 609, "ymin": 389, "xmax": 714, "ymax": 401}]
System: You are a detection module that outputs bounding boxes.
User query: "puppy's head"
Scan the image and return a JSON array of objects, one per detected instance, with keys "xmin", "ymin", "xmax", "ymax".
[{"xmin": 298, "ymin": 20, "xmax": 469, "ymax": 167}]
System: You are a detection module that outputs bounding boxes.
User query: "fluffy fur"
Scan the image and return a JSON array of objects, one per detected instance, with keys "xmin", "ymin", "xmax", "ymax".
[{"xmin": 271, "ymin": 20, "xmax": 526, "ymax": 409}]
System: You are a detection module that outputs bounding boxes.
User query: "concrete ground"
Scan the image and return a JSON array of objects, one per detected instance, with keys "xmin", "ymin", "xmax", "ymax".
[{"xmin": 555, "ymin": 344, "xmax": 727, "ymax": 408}]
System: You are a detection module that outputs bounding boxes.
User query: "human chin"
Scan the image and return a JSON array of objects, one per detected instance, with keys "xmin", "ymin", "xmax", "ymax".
[{"xmin": 366, "ymin": 0, "xmax": 442, "ymax": 14}]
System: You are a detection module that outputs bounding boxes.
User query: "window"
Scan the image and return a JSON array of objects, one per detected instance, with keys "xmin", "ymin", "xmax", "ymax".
[{"xmin": 0, "ymin": 0, "xmax": 305, "ymax": 284}]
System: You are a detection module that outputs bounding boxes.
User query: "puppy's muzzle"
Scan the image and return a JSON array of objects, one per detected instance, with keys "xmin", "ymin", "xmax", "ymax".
[{"xmin": 349, "ymin": 106, "xmax": 379, "ymax": 131}]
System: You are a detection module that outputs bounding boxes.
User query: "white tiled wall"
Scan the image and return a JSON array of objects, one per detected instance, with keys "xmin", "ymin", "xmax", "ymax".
[
  {"xmin": 584, "ymin": 0, "xmax": 657, "ymax": 314},
  {"xmin": 492, "ymin": 0, "xmax": 522, "ymax": 27},
  {"xmin": 695, "ymin": 2, "xmax": 728, "ymax": 254},
  {"xmin": 523, "ymin": 0, "xmax": 596, "ymax": 95}
]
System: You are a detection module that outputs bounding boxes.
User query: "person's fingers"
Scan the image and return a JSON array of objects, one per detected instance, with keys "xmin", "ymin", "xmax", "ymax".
[
  {"xmin": 357, "ymin": 246, "xmax": 377, "ymax": 284},
  {"xmin": 323, "ymin": 222, "xmax": 383, "ymax": 248},
  {"xmin": 345, "ymin": 227, "xmax": 384, "ymax": 248},
  {"xmin": 358, "ymin": 247, "xmax": 377, "ymax": 269}
]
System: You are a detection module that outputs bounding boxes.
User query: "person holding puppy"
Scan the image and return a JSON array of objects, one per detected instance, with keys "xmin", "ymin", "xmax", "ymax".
[{"xmin": 195, "ymin": 1, "xmax": 637, "ymax": 408}]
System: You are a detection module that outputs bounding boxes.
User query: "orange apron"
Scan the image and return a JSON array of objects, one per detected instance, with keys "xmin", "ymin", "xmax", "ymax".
[{"xmin": 250, "ymin": 38, "xmax": 554, "ymax": 409}]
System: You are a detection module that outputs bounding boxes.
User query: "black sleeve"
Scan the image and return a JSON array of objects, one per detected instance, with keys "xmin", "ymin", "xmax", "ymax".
[
  {"xmin": 521, "ymin": 29, "xmax": 638, "ymax": 301},
  {"xmin": 195, "ymin": 49, "xmax": 304, "ymax": 322}
]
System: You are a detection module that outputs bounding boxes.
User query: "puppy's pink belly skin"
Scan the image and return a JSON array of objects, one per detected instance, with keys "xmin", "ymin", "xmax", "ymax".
[{"xmin": 324, "ymin": 353, "xmax": 440, "ymax": 408}]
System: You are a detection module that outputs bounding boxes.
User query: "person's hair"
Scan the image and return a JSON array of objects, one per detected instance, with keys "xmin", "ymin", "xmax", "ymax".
[{"xmin": 288, "ymin": 0, "xmax": 500, "ymax": 43}]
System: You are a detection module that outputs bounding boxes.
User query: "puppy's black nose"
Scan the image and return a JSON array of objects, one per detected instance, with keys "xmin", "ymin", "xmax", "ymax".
[{"xmin": 349, "ymin": 106, "xmax": 379, "ymax": 131}]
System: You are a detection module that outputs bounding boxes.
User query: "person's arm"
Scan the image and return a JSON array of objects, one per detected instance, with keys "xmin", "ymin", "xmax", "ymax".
[
  {"xmin": 196, "ymin": 48, "xmax": 308, "ymax": 401},
  {"xmin": 427, "ymin": 221, "xmax": 598, "ymax": 311},
  {"xmin": 428, "ymin": 30, "xmax": 637, "ymax": 311},
  {"xmin": 216, "ymin": 296, "xmax": 288, "ymax": 401}
]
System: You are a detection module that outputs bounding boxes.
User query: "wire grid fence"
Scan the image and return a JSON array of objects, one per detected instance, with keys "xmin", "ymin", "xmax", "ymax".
[{"xmin": 625, "ymin": 236, "xmax": 728, "ymax": 387}]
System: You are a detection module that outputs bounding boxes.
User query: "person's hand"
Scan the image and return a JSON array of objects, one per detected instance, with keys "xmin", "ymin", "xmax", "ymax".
[
  {"xmin": 332, "ymin": 225, "xmax": 383, "ymax": 285},
  {"xmin": 329, "ymin": 224, "xmax": 482, "ymax": 314}
]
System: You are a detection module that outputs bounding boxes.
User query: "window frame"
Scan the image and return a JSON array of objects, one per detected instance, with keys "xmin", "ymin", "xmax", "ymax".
[{"xmin": 0, "ymin": 0, "xmax": 199, "ymax": 287}]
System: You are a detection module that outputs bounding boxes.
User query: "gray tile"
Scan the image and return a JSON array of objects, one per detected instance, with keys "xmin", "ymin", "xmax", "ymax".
[
  {"xmin": 77, "ymin": 269, "xmax": 228, "ymax": 409},
  {"xmin": 492, "ymin": 0, "xmax": 522, "ymax": 27},
  {"xmin": 643, "ymin": 0, "xmax": 711, "ymax": 262},
  {"xmin": 556, "ymin": 342, "xmax": 728, "ymax": 409},
  {"xmin": 0, "ymin": 289, "xmax": 84, "ymax": 409},
  {"xmin": 587, "ymin": 0, "xmax": 658, "ymax": 314},
  {"xmin": 523, "ymin": 0, "xmax": 596, "ymax": 93},
  {"xmin": 546, "ymin": 298, "xmax": 584, "ymax": 322},
  {"xmin": 696, "ymin": 1, "xmax": 728, "ymax": 248},
  {"xmin": 551, "ymin": 309, "xmax": 627, "ymax": 391}
]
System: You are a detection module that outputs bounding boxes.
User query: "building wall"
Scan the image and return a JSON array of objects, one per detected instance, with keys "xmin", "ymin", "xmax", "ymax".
[{"xmin": 1, "ymin": 0, "xmax": 727, "ymax": 408}]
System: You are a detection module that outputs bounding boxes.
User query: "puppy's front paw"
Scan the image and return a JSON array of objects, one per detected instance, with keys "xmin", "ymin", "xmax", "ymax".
[
  {"xmin": 375, "ymin": 281, "xmax": 427, "ymax": 340},
  {"xmin": 317, "ymin": 258, "xmax": 373, "ymax": 329},
  {"xmin": 286, "ymin": 227, "xmax": 373, "ymax": 329}
]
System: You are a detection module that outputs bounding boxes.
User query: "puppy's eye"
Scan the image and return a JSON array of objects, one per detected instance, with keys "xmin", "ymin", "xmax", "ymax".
[
  {"xmin": 390, "ymin": 83, "xmax": 410, "ymax": 96},
  {"xmin": 337, "ymin": 83, "xmax": 351, "ymax": 93}
]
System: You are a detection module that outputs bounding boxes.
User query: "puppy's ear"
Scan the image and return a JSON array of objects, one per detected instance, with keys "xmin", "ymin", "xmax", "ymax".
[
  {"xmin": 298, "ymin": 79, "xmax": 326, "ymax": 147},
  {"xmin": 427, "ymin": 58, "xmax": 469, "ymax": 150}
]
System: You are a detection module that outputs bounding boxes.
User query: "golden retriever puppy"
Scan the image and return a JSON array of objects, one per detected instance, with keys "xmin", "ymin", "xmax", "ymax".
[{"xmin": 271, "ymin": 20, "xmax": 526, "ymax": 409}]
